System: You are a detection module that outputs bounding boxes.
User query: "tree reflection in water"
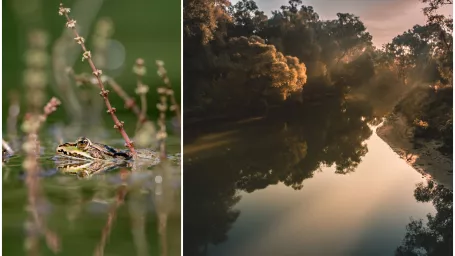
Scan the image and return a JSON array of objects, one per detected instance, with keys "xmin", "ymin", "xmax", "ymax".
[
  {"xmin": 396, "ymin": 181, "xmax": 453, "ymax": 256},
  {"xmin": 184, "ymin": 97, "xmax": 376, "ymax": 255}
]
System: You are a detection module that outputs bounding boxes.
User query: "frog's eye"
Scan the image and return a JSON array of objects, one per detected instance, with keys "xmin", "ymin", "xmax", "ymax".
[{"xmin": 76, "ymin": 137, "xmax": 90, "ymax": 149}]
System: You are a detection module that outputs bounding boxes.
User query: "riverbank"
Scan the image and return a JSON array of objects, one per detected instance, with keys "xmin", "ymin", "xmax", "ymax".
[{"xmin": 376, "ymin": 113, "xmax": 453, "ymax": 189}]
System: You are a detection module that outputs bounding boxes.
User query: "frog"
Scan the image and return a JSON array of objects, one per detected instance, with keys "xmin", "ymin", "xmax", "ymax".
[{"xmin": 54, "ymin": 137, "xmax": 180, "ymax": 176}]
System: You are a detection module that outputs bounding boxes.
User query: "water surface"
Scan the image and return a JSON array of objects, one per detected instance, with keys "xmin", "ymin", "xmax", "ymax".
[
  {"xmin": 3, "ymin": 129, "xmax": 181, "ymax": 256},
  {"xmin": 184, "ymin": 104, "xmax": 452, "ymax": 256}
]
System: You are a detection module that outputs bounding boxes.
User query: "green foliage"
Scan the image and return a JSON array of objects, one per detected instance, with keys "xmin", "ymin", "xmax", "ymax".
[
  {"xmin": 183, "ymin": 0, "xmax": 231, "ymax": 45},
  {"xmin": 385, "ymin": 23, "xmax": 451, "ymax": 85},
  {"xmin": 396, "ymin": 181, "xmax": 452, "ymax": 256},
  {"xmin": 210, "ymin": 36, "xmax": 307, "ymax": 108},
  {"xmin": 184, "ymin": 0, "xmax": 384, "ymax": 117}
]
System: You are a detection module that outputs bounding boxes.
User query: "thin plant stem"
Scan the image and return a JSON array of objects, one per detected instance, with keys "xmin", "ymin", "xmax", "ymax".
[
  {"xmin": 133, "ymin": 58, "xmax": 149, "ymax": 131},
  {"xmin": 94, "ymin": 185, "xmax": 127, "ymax": 256},
  {"xmin": 107, "ymin": 78, "xmax": 148, "ymax": 124},
  {"xmin": 157, "ymin": 87, "xmax": 169, "ymax": 160},
  {"xmin": 94, "ymin": 169, "xmax": 129, "ymax": 256},
  {"xmin": 158, "ymin": 213, "xmax": 168, "ymax": 256},
  {"xmin": 128, "ymin": 175, "xmax": 150, "ymax": 256},
  {"xmin": 156, "ymin": 60, "xmax": 180, "ymax": 126},
  {"xmin": 7, "ymin": 91, "xmax": 20, "ymax": 146},
  {"xmin": 22, "ymin": 111, "xmax": 61, "ymax": 254},
  {"xmin": 68, "ymin": 68, "xmax": 148, "ymax": 123},
  {"xmin": 58, "ymin": 3, "xmax": 137, "ymax": 157},
  {"xmin": 67, "ymin": 69, "xmax": 149, "ymax": 124}
]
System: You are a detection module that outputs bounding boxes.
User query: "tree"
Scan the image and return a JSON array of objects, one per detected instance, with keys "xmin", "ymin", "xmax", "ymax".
[
  {"xmin": 421, "ymin": 0, "xmax": 453, "ymax": 85},
  {"xmin": 385, "ymin": 24, "xmax": 447, "ymax": 85},
  {"xmin": 183, "ymin": 0, "xmax": 231, "ymax": 45},
  {"xmin": 228, "ymin": 0, "xmax": 267, "ymax": 37},
  {"xmin": 207, "ymin": 35, "xmax": 307, "ymax": 113},
  {"xmin": 396, "ymin": 181, "xmax": 453, "ymax": 256},
  {"xmin": 325, "ymin": 13, "xmax": 373, "ymax": 65}
]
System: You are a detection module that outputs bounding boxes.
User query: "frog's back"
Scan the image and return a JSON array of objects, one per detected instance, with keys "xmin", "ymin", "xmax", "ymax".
[
  {"xmin": 121, "ymin": 148, "xmax": 180, "ymax": 166},
  {"xmin": 136, "ymin": 148, "xmax": 160, "ymax": 160},
  {"xmin": 136, "ymin": 149, "xmax": 180, "ymax": 165}
]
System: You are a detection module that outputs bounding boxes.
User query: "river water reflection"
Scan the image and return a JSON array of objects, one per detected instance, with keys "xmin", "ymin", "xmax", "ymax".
[{"xmin": 184, "ymin": 102, "xmax": 452, "ymax": 256}]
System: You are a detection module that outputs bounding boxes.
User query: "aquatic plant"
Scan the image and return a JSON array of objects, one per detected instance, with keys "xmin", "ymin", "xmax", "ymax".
[
  {"xmin": 21, "ymin": 97, "xmax": 62, "ymax": 254},
  {"xmin": 157, "ymin": 83, "xmax": 170, "ymax": 159},
  {"xmin": 94, "ymin": 171, "xmax": 128, "ymax": 256},
  {"xmin": 67, "ymin": 69, "xmax": 150, "ymax": 126},
  {"xmin": 58, "ymin": 3, "xmax": 137, "ymax": 157},
  {"xmin": 133, "ymin": 58, "xmax": 150, "ymax": 130},
  {"xmin": 156, "ymin": 60, "xmax": 181, "ymax": 126}
]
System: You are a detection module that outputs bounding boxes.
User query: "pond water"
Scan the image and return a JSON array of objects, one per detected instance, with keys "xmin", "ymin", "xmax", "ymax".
[
  {"xmin": 3, "ymin": 127, "xmax": 181, "ymax": 256},
  {"xmin": 183, "ymin": 102, "xmax": 453, "ymax": 256}
]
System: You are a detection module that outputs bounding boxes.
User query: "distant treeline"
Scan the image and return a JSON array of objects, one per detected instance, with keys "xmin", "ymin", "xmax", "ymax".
[{"xmin": 183, "ymin": 0, "xmax": 452, "ymax": 119}]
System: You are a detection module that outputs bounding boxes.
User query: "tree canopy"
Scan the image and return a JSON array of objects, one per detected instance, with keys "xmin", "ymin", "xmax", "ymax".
[{"xmin": 184, "ymin": 0, "xmax": 449, "ymax": 118}]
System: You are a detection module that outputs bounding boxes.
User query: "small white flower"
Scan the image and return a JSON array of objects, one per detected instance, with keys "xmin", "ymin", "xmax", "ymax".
[
  {"xmin": 58, "ymin": 6, "xmax": 70, "ymax": 16},
  {"xmin": 90, "ymin": 75, "xmax": 107, "ymax": 84},
  {"xmin": 74, "ymin": 36, "xmax": 85, "ymax": 44},
  {"xmin": 66, "ymin": 19, "xmax": 76, "ymax": 28},
  {"xmin": 156, "ymin": 131, "xmax": 168, "ymax": 140},
  {"xmin": 93, "ymin": 69, "xmax": 103, "ymax": 76},
  {"xmin": 82, "ymin": 51, "xmax": 91, "ymax": 62},
  {"xmin": 135, "ymin": 85, "xmax": 149, "ymax": 95},
  {"xmin": 157, "ymin": 87, "xmax": 166, "ymax": 94},
  {"xmin": 156, "ymin": 103, "xmax": 167, "ymax": 111}
]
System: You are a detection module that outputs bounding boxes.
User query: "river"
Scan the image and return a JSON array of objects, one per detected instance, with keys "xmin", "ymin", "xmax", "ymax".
[{"xmin": 183, "ymin": 102, "xmax": 452, "ymax": 256}]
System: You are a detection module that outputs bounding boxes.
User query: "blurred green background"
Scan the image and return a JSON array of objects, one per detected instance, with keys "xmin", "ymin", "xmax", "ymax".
[{"xmin": 2, "ymin": 0, "xmax": 181, "ymax": 129}]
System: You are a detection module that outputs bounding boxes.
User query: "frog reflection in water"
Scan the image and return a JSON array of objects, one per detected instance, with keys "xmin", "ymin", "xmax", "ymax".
[{"xmin": 55, "ymin": 137, "xmax": 180, "ymax": 177}]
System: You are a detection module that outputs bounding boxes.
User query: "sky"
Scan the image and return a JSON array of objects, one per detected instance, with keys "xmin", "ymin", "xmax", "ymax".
[{"xmin": 231, "ymin": 0, "xmax": 453, "ymax": 47}]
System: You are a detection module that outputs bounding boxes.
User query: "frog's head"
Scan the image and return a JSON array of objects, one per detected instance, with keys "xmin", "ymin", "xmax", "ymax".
[
  {"xmin": 56, "ymin": 137, "xmax": 92, "ymax": 160},
  {"xmin": 56, "ymin": 137, "xmax": 109, "ymax": 160},
  {"xmin": 75, "ymin": 137, "xmax": 91, "ymax": 150}
]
